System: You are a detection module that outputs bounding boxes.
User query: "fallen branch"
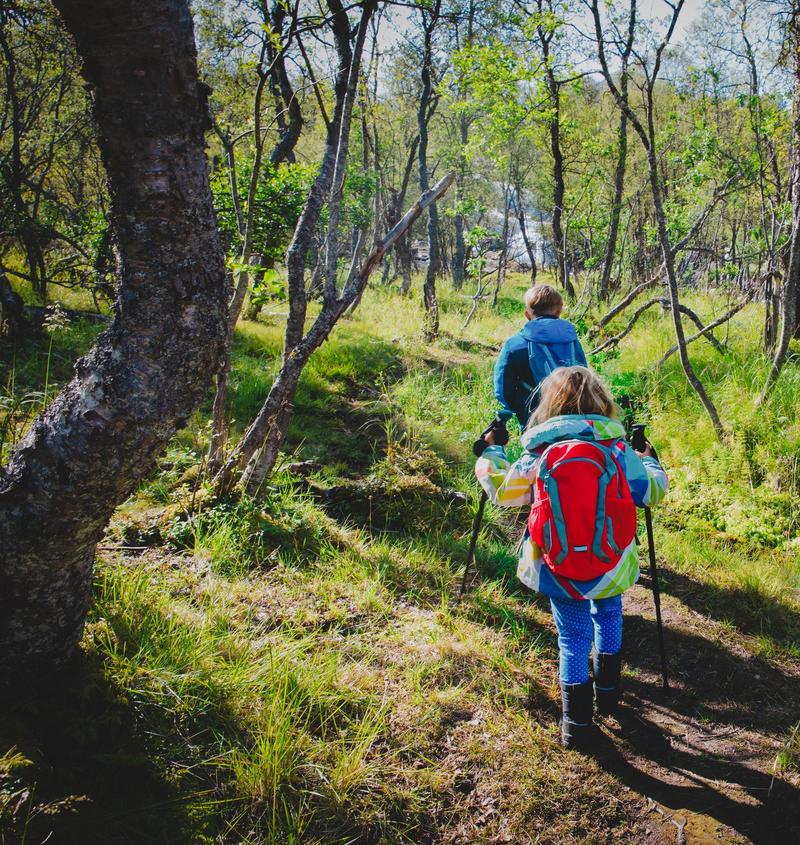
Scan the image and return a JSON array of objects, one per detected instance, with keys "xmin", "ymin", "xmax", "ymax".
[
  {"xmin": 350, "ymin": 171, "xmax": 456, "ymax": 289},
  {"xmin": 592, "ymin": 179, "xmax": 739, "ymax": 338},
  {"xmin": 592, "ymin": 296, "xmax": 662, "ymax": 354},
  {"xmin": 678, "ymin": 302, "xmax": 725, "ymax": 353},
  {"xmin": 592, "ymin": 271, "xmax": 663, "ymax": 334},
  {"xmin": 644, "ymin": 797, "xmax": 687, "ymax": 844},
  {"xmin": 592, "ymin": 297, "xmax": 729, "ymax": 356},
  {"xmin": 653, "ymin": 299, "xmax": 750, "ymax": 368}
]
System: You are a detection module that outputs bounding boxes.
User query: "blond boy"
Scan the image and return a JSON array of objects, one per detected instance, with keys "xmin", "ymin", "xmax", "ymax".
[{"xmin": 493, "ymin": 284, "xmax": 587, "ymax": 425}]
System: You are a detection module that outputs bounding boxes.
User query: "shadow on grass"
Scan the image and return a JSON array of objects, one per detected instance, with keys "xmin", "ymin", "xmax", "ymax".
[
  {"xmin": 225, "ymin": 331, "xmax": 404, "ymax": 476},
  {"xmin": 592, "ymin": 718, "xmax": 799, "ymax": 845},
  {"xmin": 594, "ymin": 613, "xmax": 800, "ymax": 845},
  {"xmin": 658, "ymin": 567, "xmax": 800, "ymax": 655},
  {"xmin": 0, "ymin": 653, "xmax": 208, "ymax": 845},
  {"xmin": 623, "ymin": 612, "xmax": 800, "ymax": 734},
  {"xmin": 453, "ymin": 551, "xmax": 800, "ymax": 842}
]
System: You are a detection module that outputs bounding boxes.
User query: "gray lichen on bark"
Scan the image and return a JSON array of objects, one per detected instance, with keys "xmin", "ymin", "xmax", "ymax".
[{"xmin": 0, "ymin": 0, "xmax": 227, "ymax": 670}]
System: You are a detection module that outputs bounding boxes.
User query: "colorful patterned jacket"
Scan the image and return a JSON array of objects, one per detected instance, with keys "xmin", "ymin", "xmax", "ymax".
[{"xmin": 475, "ymin": 414, "xmax": 668, "ymax": 600}]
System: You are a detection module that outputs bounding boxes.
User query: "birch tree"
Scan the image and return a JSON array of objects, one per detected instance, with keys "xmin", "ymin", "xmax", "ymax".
[
  {"xmin": 0, "ymin": 0, "xmax": 227, "ymax": 669},
  {"xmin": 589, "ymin": 0, "xmax": 724, "ymax": 437}
]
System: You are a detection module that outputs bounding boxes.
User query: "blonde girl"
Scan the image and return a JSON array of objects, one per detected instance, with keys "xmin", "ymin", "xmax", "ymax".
[{"xmin": 477, "ymin": 366, "xmax": 668, "ymax": 749}]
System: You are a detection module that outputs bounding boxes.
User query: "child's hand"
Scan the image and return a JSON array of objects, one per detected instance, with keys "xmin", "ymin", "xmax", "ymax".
[{"xmin": 635, "ymin": 443, "xmax": 654, "ymax": 458}]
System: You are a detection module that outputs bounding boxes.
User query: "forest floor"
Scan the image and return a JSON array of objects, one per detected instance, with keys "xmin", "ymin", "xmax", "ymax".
[{"xmin": 2, "ymin": 274, "xmax": 799, "ymax": 844}]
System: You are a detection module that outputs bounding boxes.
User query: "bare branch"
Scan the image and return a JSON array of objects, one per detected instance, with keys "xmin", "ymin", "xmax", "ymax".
[
  {"xmin": 592, "ymin": 298, "xmax": 728, "ymax": 356},
  {"xmin": 654, "ymin": 299, "xmax": 750, "ymax": 368},
  {"xmin": 344, "ymin": 171, "xmax": 456, "ymax": 298},
  {"xmin": 592, "ymin": 271, "xmax": 663, "ymax": 333}
]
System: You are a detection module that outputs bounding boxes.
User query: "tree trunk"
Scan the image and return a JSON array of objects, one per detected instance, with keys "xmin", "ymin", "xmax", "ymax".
[
  {"xmin": 763, "ymin": 276, "xmax": 779, "ymax": 354},
  {"xmin": 207, "ymin": 62, "xmax": 268, "ymax": 474},
  {"xmin": 549, "ymin": 115, "xmax": 571, "ymax": 297},
  {"xmin": 211, "ymin": 0, "xmax": 368, "ymax": 494},
  {"xmin": 0, "ymin": 19, "xmax": 49, "ymax": 303},
  {"xmin": 240, "ymin": 358, "xmax": 306, "ymax": 494},
  {"xmin": 422, "ymin": 208, "xmax": 441, "ymax": 341},
  {"xmin": 231, "ymin": 171, "xmax": 454, "ymax": 493},
  {"xmin": 389, "ymin": 137, "xmax": 419, "ymax": 295},
  {"xmin": 267, "ymin": 2, "xmax": 303, "ymax": 169},
  {"xmin": 538, "ymin": 31, "xmax": 573, "ymax": 298},
  {"xmin": 0, "ymin": 0, "xmax": 227, "ymax": 670},
  {"xmin": 242, "ymin": 253, "xmax": 268, "ymax": 322},
  {"xmin": 492, "ymin": 187, "xmax": 511, "ymax": 307},
  {"xmin": 226, "ymin": 56, "xmax": 270, "ymax": 333},
  {"xmin": 600, "ymin": 110, "xmax": 628, "ymax": 300},
  {"xmin": 397, "ymin": 232, "xmax": 414, "ymax": 294},
  {"xmin": 418, "ymin": 1, "xmax": 441, "ymax": 341},
  {"xmin": 515, "ymin": 189, "xmax": 537, "ymax": 282},
  {"xmin": 453, "ymin": 204, "xmax": 466, "ymax": 291},
  {"xmin": 648, "ymin": 151, "xmax": 723, "ymax": 436},
  {"xmin": 590, "ymin": 0, "xmax": 722, "ymax": 438},
  {"xmin": 452, "ymin": 111, "xmax": 470, "ymax": 290},
  {"xmin": 208, "ymin": 3, "xmax": 304, "ymax": 472},
  {"xmin": 599, "ymin": 0, "xmax": 634, "ymax": 301},
  {"xmin": 0, "ymin": 271, "xmax": 27, "ymax": 336},
  {"xmin": 759, "ymin": 1, "xmax": 800, "ymax": 401}
]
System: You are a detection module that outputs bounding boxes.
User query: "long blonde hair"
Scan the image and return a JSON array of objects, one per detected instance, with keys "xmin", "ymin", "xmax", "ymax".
[{"xmin": 530, "ymin": 366, "xmax": 618, "ymax": 426}]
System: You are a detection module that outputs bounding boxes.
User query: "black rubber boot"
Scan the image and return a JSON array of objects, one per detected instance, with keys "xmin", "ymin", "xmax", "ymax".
[
  {"xmin": 593, "ymin": 651, "xmax": 622, "ymax": 716},
  {"xmin": 560, "ymin": 680, "xmax": 594, "ymax": 749}
]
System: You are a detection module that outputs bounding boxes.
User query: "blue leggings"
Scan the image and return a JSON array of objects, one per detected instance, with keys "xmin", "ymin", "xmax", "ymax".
[{"xmin": 549, "ymin": 594, "xmax": 623, "ymax": 684}]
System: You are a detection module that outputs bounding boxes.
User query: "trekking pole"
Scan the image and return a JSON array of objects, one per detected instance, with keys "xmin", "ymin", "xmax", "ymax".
[
  {"xmin": 458, "ymin": 490, "xmax": 487, "ymax": 600},
  {"xmin": 643, "ymin": 504, "xmax": 669, "ymax": 690},
  {"xmin": 630, "ymin": 424, "xmax": 669, "ymax": 691},
  {"xmin": 458, "ymin": 415, "xmax": 509, "ymax": 601}
]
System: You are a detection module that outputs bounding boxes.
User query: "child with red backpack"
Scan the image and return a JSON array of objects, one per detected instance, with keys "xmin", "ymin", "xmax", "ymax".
[{"xmin": 476, "ymin": 366, "xmax": 668, "ymax": 749}]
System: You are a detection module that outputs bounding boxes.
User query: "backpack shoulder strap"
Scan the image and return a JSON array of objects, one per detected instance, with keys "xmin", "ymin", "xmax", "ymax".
[{"xmin": 588, "ymin": 440, "xmax": 627, "ymax": 559}]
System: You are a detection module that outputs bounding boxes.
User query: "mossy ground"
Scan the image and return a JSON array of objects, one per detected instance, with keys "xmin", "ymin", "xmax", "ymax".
[{"xmin": 2, "ymin": 273, "xmax": 799, "ymax": 843}]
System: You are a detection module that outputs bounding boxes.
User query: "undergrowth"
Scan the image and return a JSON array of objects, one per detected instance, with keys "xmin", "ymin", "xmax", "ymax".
[{"xmin": 2, "ymin": 272, "xmax": 799, "ymax": 842}]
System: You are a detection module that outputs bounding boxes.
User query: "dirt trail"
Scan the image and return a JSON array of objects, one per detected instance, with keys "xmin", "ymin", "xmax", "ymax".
[{"xmin": 593, "ymin": 577, "xmax": 800, "ymax": 845}]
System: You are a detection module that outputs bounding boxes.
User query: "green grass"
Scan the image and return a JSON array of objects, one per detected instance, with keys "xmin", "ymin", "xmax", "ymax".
[
  {"xmin": 2, "ymin": 271, "xmax": 800, "ymax": 842},
  {"xmin": 1, "ymin": 317, "xmax": 101, "ymax": 463}
]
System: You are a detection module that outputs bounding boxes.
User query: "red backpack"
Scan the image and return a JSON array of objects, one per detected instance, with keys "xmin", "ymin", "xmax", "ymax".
[{"xmin": 528, "ymin": 439, "xmax": 637, "ymax": 580}]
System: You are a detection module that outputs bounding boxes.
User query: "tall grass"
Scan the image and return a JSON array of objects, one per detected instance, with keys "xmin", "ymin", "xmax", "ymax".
[
  {"xmin": 90, "ymin": 559, "xmax": 426, "ymax": 842},
  {"xmin": 3, "ymin": 270, "xmax": 800, "ymax": 841}
]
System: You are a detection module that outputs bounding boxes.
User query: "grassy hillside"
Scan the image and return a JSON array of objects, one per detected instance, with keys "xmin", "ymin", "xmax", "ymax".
[{"xmin": 1, "ymin": 274, "xmax": 799, "ymax": 844}]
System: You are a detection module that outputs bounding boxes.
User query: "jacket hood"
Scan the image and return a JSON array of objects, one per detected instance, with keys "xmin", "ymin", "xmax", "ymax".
[
  {"xmin": 520, "ymin": 317, "xmax": 579, "ymax": 344},
  {"xmin": 521, "ymin": 414, "xmax": 627, "ymax": 452}
]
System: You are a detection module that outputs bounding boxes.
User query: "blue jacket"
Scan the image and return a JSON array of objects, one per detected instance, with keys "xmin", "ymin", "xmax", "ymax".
[{"xmin": 493, "ymin": 316, "xmax": 587, "ymax": 426}]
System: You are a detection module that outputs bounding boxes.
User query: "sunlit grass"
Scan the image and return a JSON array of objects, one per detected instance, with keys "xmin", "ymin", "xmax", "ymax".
[{"xmin": 4, "ymin": 269, "xmax": 800, "ymax": 840}]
